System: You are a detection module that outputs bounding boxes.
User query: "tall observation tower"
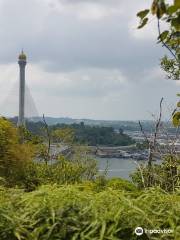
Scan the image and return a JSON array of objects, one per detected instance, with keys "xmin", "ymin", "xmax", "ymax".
[{"xmin": 18, "ymin": 50, "xmax": 27, "ymax": 126}]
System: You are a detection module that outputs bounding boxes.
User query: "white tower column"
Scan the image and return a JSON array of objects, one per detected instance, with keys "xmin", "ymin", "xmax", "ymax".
[{"xmin": 18, "ymin": 51, "xmax": 27, "ymax": 126}]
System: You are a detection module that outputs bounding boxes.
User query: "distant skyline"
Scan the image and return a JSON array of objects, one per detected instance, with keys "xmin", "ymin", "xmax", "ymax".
[{"xmin": 0, "ymin": 0, "xmax": 179, "ymax": 121}]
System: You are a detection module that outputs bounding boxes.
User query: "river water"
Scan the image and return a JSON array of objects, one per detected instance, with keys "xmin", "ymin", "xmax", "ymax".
[{"xmin": 97, "ymin": 157, "xmax": 141, "ymax": 180}]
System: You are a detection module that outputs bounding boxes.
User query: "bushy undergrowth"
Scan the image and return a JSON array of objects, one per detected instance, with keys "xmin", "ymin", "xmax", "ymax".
[
  {"xmin": 0, "ymin": 118, "xmax": 98, "ymax": 191},
  {"xmin": 0, "ymin": 118, "xmax": 180, "ymax": 239},
  {"xmin": 131, "ymin": 155, "xmax": 180, "ymax": 192},
  {"xmin": 0, "ymin": 118, "xmax": 36, "ymax": 187},
  {"xmin": 0, "ymin": 183, "xmax": 179, "ymax": 240},
  {"xmin": 4, "ymin": 155, "xmax": 97, "ymax": 191}
]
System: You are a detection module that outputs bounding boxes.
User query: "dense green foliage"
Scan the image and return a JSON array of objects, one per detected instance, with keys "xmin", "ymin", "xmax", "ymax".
[
  {"xmin": 5, "ymin": 156, "xmax": 97, "ymax": 191},
  {"xmin": 0, "ymin": 118, "xmax": 36, "ymax": 187},
  {"xmin": 68, "ymin": 123, "xmax": 135, "ymax": 146},
  {"xmin": 131, "ymin": 154, "xmax": 180, "ymax": 192},
  {"xmin": 0, "ymin": 116, "xmax": 179, "ymax": 239},
  {"xmin": 0, "ymin": 117, "xmax": 97, "ymax": 191},
  {"xmin": 21, "ymin": 120, "xmax": 135, "ymax": 146},
  {"xmin": 0, "ymin": 183, "xmax": 179, "ymax": 240}
]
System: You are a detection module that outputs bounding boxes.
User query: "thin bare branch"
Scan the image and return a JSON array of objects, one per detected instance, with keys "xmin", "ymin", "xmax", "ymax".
[
  {"xmin": 153, "ymin": 97, "xmax": 163, "ymax": 147},
  {"xmin": 42, "ymin": 114, "xmax": 51, "ymax": 163}
]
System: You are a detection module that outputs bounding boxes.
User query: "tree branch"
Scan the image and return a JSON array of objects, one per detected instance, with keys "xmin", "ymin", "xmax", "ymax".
[{"xmin": 157, "ymin": 19, "xmax": 178, "ymax": 61}]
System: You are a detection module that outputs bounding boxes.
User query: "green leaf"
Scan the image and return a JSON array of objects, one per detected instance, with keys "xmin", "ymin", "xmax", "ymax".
[
  {"xmin": 151, "ymin": 0, "xmax": 158, "ymax": 15},
  {"xmin": 14, "ymin": 232, "xmax": 22, "ymax": 240},
  {"xmin": 172, "ymin": 16, "xmax": 180, "ymax": 31},
  {"xmin": 172, "ymin": 112, "xmax": 180, "ymax": 127},
  {"xmin": 138, "ymin": 18, "xmax": 148, "ymax": 29},
  {"xmin": 177, "ymin": 102, "xmax": 180, "ymax": 108},
  {"xmin": 159, "ymin": 1, "xmax": 167, "ymax": 17},
  {"xmin": 158, "ymin": 30, "xmax": 169, "ymax": 41},
  {"xmin": 167, "ymin": 5, "xmax": 179, "ymax": 15},
  {"xmin": 137, "ymin": 9, "xmax": 149, "ymax": 19},
  {"xmin": 151, "ymin": 0, "xmax": 166, "ymax": 18}
]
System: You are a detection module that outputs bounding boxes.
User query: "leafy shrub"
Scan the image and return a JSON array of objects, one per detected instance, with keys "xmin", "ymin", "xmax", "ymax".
[
  {"xmin": 0, "ymin": 118, "xmax": 97, "ymax": 191},
  {"xmin": 131, "ymin": 155, "xmax": 180, "ymax": 192},
  {"xmin": 12, "ymin": 155, "xmax": 97, "ymax": 191},
  {"xmin": 0, "ymin": 118, "xmax": 35, "ymax": 187},
  {"xmin": 0, "ymin": 185, "xmax": 179, "ymax": 240},
  {"xmin": 107, "ymin": 178, "xmax": 138, "ymax": 192}
]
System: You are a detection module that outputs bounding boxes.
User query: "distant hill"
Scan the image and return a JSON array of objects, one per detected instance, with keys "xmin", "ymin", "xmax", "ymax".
[
  {"xmin": 28, "ymin": 117, "xmax": 157, "ymax": 132},
  {"xmin": 9, "ymin": 116, "xmax": 174, "ymax": 133}
]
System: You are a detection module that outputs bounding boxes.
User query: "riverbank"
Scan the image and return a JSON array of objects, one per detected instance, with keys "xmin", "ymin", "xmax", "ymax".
[{"xmin": 90, "ymin": 145, "xmax": 148, "ymax": 160}]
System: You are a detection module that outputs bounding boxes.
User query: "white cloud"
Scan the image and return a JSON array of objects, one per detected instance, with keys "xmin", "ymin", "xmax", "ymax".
[
  {"xmin": 0, "ymin": 62, "xmax": 178, "ymax": 120},
  {"xmin": 39, "ymin": 0, "xmax": 123, "ymax": 21},
  {"xmin": 0, "ymin": 0, "xmax": 178, "ymax": 120},
  {"xmin": 27, "ymin": 64, "xmax": 127, "ymax": 97}
]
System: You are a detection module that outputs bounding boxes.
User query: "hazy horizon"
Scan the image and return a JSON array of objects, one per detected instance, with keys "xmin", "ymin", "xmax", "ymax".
[{"xmin": 2, "ymin": 115, "xmax": 172, "ymax": 123}]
